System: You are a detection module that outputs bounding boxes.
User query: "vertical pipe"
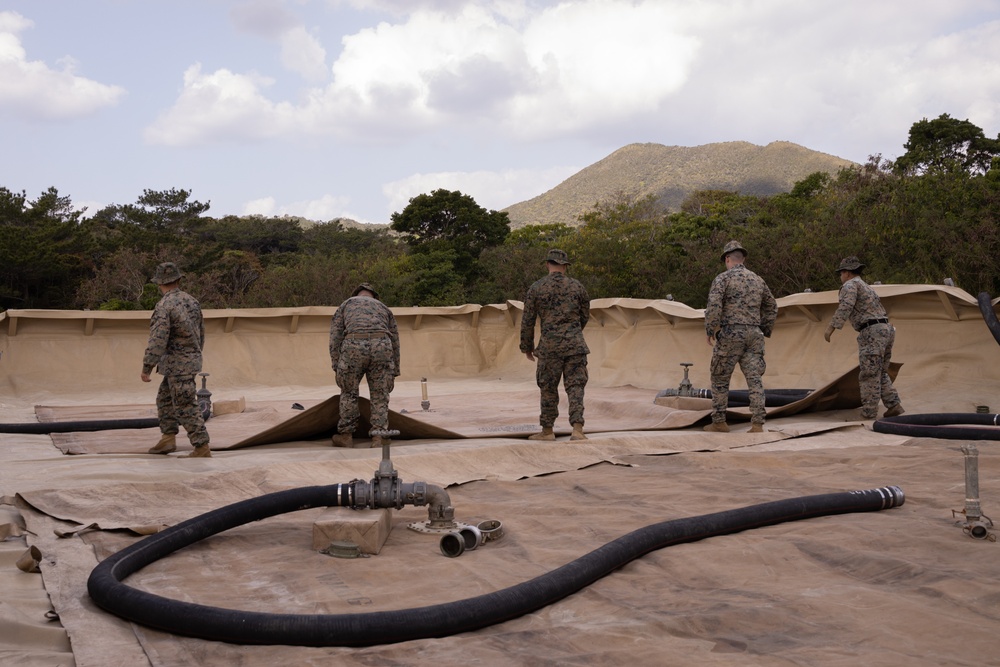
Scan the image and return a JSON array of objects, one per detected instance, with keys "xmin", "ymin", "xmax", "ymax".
[{"xmin": 961, "ymin": 444, "xmax": 982, "ymax": 523}]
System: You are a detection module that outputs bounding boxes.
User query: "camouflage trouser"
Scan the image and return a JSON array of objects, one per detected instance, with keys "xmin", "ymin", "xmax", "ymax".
[
  {"xmin": 858, "ymin": 324, "xmax": 900, "ymax": 418},
  {"xmin": 710, "ymin": 325, "xmax": 767, "ymax": 424},
  {"xmin": 536, "ymin": 353, "xmax": 588, "ymax": 428},
  {"xmin": 156, "ymin": 374, "xmax": 209, "ymax": 447},
  {"xmin": 336, "ymin": 338, "xmax": 395, "ymax": 435}
]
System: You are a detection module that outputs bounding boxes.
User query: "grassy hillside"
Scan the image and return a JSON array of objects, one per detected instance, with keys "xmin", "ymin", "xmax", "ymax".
[{"xmin": 502, "ymin": 141, "xmax": 856, "ymax": 228}]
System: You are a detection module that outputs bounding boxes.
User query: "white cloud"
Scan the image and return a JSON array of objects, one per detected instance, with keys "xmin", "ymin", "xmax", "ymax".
[
  {"xmin": 0, "ymin": 10, "xmax": 125, "ymax": 120},
  {"xmin": 230, "ymin": 0, "xmax": 300, "ymax": 38},
  {"xmin": 241, "ymin": 193, "xmax": 374, "ymax": 223},
  {"xmin": 279, "ymin": 26, "xmax": 329, "ymax": 82},
  {"xmin": 143, "ymin": 64, "xmax": 297, "ymax": 145},
  {"xmin": 242, "ymin": 196, "xmax": 278, "ymax": 216},
  {"xmin": 382, "ymin": 165, "xmax": 579, "ymax": 217},
  {"xmin": 146, "ymin": 1, "xmax": 702, "ymax": 144},
  {"xmin": 143, "ymin": 0, "xmax": 1000, "ymax": 165}
]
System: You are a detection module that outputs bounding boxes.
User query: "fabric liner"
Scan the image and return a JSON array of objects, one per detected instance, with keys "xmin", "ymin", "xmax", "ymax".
[{"xmin": 2, "ymin": 285, "xmax": 998, "ymax": 666}]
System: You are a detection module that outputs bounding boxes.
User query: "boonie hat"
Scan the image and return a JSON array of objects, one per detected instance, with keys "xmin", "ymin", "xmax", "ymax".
[
  {"xmin": 151, "ymin": 262, "xmax": 183, "ymax": 285},
  {"xmin": 545, "ymin": 249, "xmax": 571, "ymax": 265},
  {"xmin": 720, "ymin": 240, "xmax": 748, "ymax": 262},
  {"xmin": 352, "ymin": 283, "xmax": 380, "ymax": 299},
  {"xmin": 836, "ymin": 256, "xmax": 865, "ymax": 274}
]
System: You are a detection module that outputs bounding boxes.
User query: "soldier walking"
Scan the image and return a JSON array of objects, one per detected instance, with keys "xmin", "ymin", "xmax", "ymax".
[
  {"xmin": 704, "ymin": 241, "xmax": 777, "ymax": 433},
  {"xmin": 520, "ymin": 249, "xmax": 591, "ymax": 441},
  {"xmin": 141, "ymin": 262, "xmax": 211, "ymax": 458},
  {"xmin": 329, "ymin": 283, "xmax": 400, "ymax": 447},
  {"xmin": 824, "ymin": 256, "xmax": 904, "ymax": 420}
]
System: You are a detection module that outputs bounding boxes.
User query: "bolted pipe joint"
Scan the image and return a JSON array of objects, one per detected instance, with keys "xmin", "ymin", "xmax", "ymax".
[
  {"xmin": 956, "ymin": 444, "xmax": 996, "ymax": 541},
  {"xmin": 965, "ymin": 520, "xmax": 993, "ymax": 540}
]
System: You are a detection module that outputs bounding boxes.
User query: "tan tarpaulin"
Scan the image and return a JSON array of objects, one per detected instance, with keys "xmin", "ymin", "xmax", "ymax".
[{"xmin": 1, "ymin": 284, "xmax": 998, "ymax": 666}]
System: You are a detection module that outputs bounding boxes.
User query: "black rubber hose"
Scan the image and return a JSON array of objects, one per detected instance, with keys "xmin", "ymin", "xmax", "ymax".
[
  {"xmin": 0, "ymin": 418, "xmax": 160, "ymax": 434},
  {"xmin": 87, "ymin": 484, "xmax": 904, "ymax": 647},
  {"xmin": 874, "ymin": 413, "xmax": 1000, "ymax": 440},
  {"xmin": 978, "ymin": 291, "xmax": 1000, "ymax": 346},
  {"xmin": 729, "ymin": 389, "xmax": 812, "ymax": 407}
]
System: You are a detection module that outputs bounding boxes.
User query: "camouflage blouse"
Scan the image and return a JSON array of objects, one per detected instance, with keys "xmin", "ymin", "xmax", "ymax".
[
  {"xmin": 830, "ymin": 276, "xmax": 888, "ymax": 331},
  {"xmin": 142, "ymin": 288, "xmax": 204, "ymax": 376},
  {"xmin": 704, "ymin": 264, "xmax": 777, "ymax": 337},
  {"xmin": 520, "ymin": 272, "xmax": 591, "ymax": 357},
  {"xmin": 329, "ymin": 296, "xmax": 401, "ymax": 374}
]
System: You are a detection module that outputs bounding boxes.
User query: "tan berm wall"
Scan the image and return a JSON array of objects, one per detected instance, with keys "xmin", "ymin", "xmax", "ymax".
[{"xmin": 1, "ymin": 285, "xmax": 997, "ymax": 411}]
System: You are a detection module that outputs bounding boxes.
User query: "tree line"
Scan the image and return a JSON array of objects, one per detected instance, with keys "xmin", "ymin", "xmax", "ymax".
[{"xmin": 2, "ymin": 114, "xmax": 998, "ymax": 312}]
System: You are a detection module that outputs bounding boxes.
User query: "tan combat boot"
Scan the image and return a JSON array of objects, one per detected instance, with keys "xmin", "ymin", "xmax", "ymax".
[
  {"xmin": 570, "ymin": 423, "xmax": 588, "ymax": 441},
  {"xmin": 184, "ymin": 445, "xmax": 212, "ymax": 458},
  {"xmin": 330, "ymin": 432, "xmax": 353, "ymax": 447},
  {"xmin": 748, "ymin": 423, "xmax": 765, "ymax": 433},
  {"xmin": 703, "ymin": 421, "xmax": 730, "ymax": 433},
  {"xmin": 148, "ymin": 433, "xmax": 177, "ymax": 455},
  {"xmin": 883, "ymin": 404, "xmax": 905, "ymax": 418},
  {"xmin": 528, "ymin": 427, "xmax": 556, "ymax": 441}
]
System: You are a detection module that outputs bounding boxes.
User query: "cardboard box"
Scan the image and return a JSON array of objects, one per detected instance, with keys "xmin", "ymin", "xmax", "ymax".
[{"xmin": 312, "ymin": 507, "xmax": 392, "ymax": 555}]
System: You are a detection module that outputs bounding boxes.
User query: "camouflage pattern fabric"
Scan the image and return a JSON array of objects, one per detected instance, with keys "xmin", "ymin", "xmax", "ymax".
[
  {"xmin": 155, "ymin": 375, "xmax": 209, "ymax": 446},
  {"xmin": 521, "ymin": 272, "xmax": 591, "ymax": 427},
  {"xmin": 142, "ymin": 289, "xmax": 204, "ymax": 376},
  {"xmin": 829, "ymin": 276, "xmax": 887, "ymax": 331},
  {"xmin": 857, "ymin": 324, "xmax": 901, "ymax": 419},
  {"xmin": 831, "ymin": 276, "xmax": 901, "ymax": 417},
  {"xmin": 329, "ymin": 296, "xmax": 400, "ymax": 373},
  {"xmin": 705, "ymin": 264, "xmax": 777, "ymax": 425},
  {"xmin": 710, "ymin": 326, "xmax": 766, "ymax": 424},
  {"xmin": 704, "ymin": 264, "xmax": 777, "ymax": 337},
  {"xmin": 520, "ymin": 272, "xmax": 591, "ymax": 357},
  {"xmin": 536, "ymin": 353, "xmax": 588, "ymax": 428},
  {"xmin": 329, "ymin": 296, "xmax": 400, "ymax": 435},
  {"xmin": 142, "ymin": 288, "xmax": 207, "ymax": 443}
]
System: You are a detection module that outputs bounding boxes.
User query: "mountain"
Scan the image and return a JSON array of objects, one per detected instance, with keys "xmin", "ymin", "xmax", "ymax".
[{"xmin": 502, "ymin": 141, "xmax": 856, "ymax": 228}]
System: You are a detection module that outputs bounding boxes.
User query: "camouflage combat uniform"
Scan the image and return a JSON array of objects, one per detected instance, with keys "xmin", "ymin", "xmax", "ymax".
[
  {"xmin": 520, "ymin": 272, "xmax": 591, "ymax": 429},
  {"xmin": 705, "ymin": 263, "xmax": 777, "ymax": 426},
  {"xmin": 830, "ymin": 276, "xmax": 902, "ymax": 419},
  {"xmin": 142, "ymin": 288, "xmax": 209, "ymax": 447},
  {"xmin": 329, "ymin": 295, "xmax": 400, "ymax": 436}
]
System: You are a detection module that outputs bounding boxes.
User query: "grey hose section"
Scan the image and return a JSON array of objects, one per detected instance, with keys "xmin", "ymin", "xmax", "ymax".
[
  {"xmin": 874, "ymin": 413, "xmax": 1000, "ymax": 440},
  {"xmin": 0, "ymin": 418, "xmax": 161, "ymax": 434},
  {"xmin": 978, "ymin": 291, "xmax": 1000, "ymax": 346},
  {"xmin": 87, "ymin": 484, "xmax": 904, "ymax": 647}
]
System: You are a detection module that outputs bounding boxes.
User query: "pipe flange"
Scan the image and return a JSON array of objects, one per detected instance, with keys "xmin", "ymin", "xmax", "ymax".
[
  {"xmin": 477, "ymin": 519, "xmax": 504, "ymax": 543},
  {"xmin": 407, "ymin": 519, "xmax": 461, "ymax": 534}
]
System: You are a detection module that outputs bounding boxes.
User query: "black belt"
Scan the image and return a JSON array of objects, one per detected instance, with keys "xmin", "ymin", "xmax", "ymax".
[{"xmin": 859, "ymin": 318, "xmax": 888, "ymax": 331}]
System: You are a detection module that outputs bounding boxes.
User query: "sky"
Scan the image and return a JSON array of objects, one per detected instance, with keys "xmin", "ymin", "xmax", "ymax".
[{"xmin": 1, "ymin": 1, "xmax": 999, "ymax": 225}]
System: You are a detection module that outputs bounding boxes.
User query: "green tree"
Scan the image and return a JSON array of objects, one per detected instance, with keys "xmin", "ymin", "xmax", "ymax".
[
  {"xmin": 0, "ymin": 187, "xmax": 90, "ymax": 309},
  {"xmin": 476, "ymin": 222, "xmax": 577, "ymax": 303},
  {"xmin": 205, "ymin": 215, "xmax": 304, "ymax": 263},
  {"xmin": 895, "ymin": 114, "xmax": 1000, "ymax": 175},
  {"xmin": 571, "ymin": 191, "xmax": 675, "ymax": 299},
  {"xmin": 390, "ymin": 189, "xmax": 510, "ymax": 292},
  {"xmin": 74, "ymin": 247, "xmax": 164, "ymax": 310}
]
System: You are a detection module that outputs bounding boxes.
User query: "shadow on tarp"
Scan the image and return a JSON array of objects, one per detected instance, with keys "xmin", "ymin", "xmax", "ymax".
[
  {"xmin": 685, "ymin": 363, "xmax": 902, "ymax": 419},
  {"xmin": 239, "ymin": 363, "xmax": 900, "ymax": 448},
  {"xmin": 230, "ymin": 396, "xmax": 461, "ymax": 449},
  {"xmin": 33, "ymin": 364, "xmax": 898, "ymax": 453}
]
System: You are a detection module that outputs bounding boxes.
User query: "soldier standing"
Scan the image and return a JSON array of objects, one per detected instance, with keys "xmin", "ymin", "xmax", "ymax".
[
  {"xmin": 703, "ymin": 241, "xmax": 777, "ymax": 433},
  {"xmin": 520, "ymin": 249, "xmax": 591, "ymax": 441},
  {"xmin": 329, "ymin": 283, "xmax": 400, "ymax": 448},
  {"xmin": 824, "ymin": 256, "xmax": 904, "ymax": 420},
  {"xmin": 141, "ymin": 262, "xmax": 211, "ymax": 458}
]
